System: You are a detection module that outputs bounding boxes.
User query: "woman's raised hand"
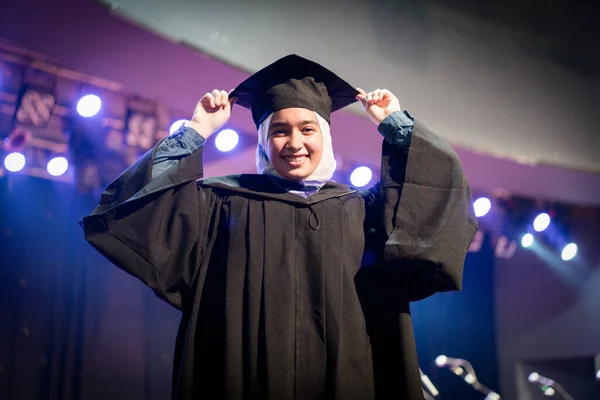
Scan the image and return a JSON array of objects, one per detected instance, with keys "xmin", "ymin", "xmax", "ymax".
[
  {"xmin": 189, "ymin": 89, "xmax": 236, "ymax": 139},
  {"xmin": 356, "ymin": 88, "xmax": 401, "ymax": 126}
]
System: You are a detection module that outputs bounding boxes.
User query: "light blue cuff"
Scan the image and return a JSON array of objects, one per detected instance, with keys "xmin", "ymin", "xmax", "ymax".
[
  {"xmin": 177, "ymin": 126, "xmax": 206, "ymax": 152},
  {"xmin": 377, "ymin": 110, "xmax": 414, "ymax": 149},
  {"xmin": 152, "ymin": 126, "xmax": 206, "ymax": 178}
]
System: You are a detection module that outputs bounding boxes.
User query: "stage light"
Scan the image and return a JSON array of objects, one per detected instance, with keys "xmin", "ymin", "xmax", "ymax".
[
  {"xmin": 438, "ymin": 355, "xmax": 501, "ymax": 399},
  {"xmin": 350, "ymin": 166, "xmax": 372, "ymax": 187},
  {"xmin": 596, "ymin": 369, "xmax": 600, "ymax": 380},
  {"xmin": 464, "ymin": 373, "xmax": 476, "ymax": 384},
  {"xmin": 435, "ymin": 355, "xmax": 448, "ymax": 367},
  {"xmin": 169, "ymin": 119, "xmax": 188, "ymax": 135},
  {"xmin": 4, "ymin": 152, "xmax": 26, "ymax": 172},
  {"xmin": 561, "ymin": 243, "xmax": 577, "ymax": 261},
  {"xmin": 521, "ymin": 233, "xmax": 534, "ymax": 248},
  {"xmin": 47, "ymin": 156, "xmax": 68, "ymax": 177},
  {"xmin": 77, "ymin": 94, "xmax": 102, "ymax": 117},
  {"xmin": 473, "ymin": 197, "xmax": 491, "ymax": 217},
  {"xmin": 528, "ymin": 372, "xmax": 539, "ymax": 382},
  {"xmin": 215, "ymin": 129, "xmax": 239, "ymax": 152},
  {"xmin": 533, "ymin": 212, "xmax": 551, "ymax": 232},
  {"xmin": 529, "ymin": 372, "xmax": 570, "ymax": 398}
]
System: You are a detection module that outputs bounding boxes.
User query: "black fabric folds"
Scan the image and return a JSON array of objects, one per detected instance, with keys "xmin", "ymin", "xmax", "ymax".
[{"xmin": 80, "ymin": 121, "xmax": 477, "ymax": 399}]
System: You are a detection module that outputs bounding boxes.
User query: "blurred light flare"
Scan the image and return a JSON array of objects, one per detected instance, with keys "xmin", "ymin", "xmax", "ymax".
[
  {"xmin": 350, "ymin": 166, "xmax": 372, "ymax": 187},
  {"xmin": 215, "ymin": 129, "xmax": 239, "ymax": 152},
  {"xmin": 4, "ymin": 152, "xmax": 26, "ymax": 172},
  {"xmin": 561, "ymin": 243, "xmax": 577, "ymax": 261},
  {"xmin": 77, "ymin": 94, "xmax": 102, "ymax": 117},
  {"xmin": 464, "ymin": 373, "xmax": 476, "ymax": 384},
  {"xmin": 473, "ymin": 197, "xmax": 491, "ymax": 217},
  {"xmin": 47, "ymin": 156, "xmax": 69, "ymax": 176},
  {"xmin": 435, "ymin": 355, "xmax": 448, "ymax": 367},
  {"xmin": 521, "ymin": 233, "xmax": 534, "ymax": 248},
  {"xmin": 533, "ymin": 212, "xmax": 551, "ymax": 232}
]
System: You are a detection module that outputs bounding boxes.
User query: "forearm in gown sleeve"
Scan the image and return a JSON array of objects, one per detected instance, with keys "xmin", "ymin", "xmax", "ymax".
[
  {"xmin": 380, "ymin": 121, "xmax": 478, "ymax": 302},
  {"xmin": 79, "ymin": 138, "xmax": 212, "ymax": 309}
]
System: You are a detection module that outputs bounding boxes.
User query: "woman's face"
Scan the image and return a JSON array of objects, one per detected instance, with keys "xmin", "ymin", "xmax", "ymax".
[{"xmin": 267, "ymin": 108, "xmax": 323, "ymax": 180}]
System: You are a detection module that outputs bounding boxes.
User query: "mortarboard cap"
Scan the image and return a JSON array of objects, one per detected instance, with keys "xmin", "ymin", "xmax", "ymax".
[{"xmin": 229, "ymin": 54, "xmax": 359, "ymax": 128}]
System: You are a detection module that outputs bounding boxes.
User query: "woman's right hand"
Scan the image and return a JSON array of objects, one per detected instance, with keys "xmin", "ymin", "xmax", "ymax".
[{"xmin": 189, "ymin": 89, "xmax": 236, "ymax": 139}]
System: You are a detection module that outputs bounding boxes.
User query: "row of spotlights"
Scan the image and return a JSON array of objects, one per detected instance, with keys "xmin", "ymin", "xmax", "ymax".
[
  {"xmin": 76, "ymin": 100, "xmax": 375, "ymax": 186},
  {"xmin": 521, "ymin": 233, "xmax": 578, "ymax": 261},
  {"xmin": 3, "ymin": 151, "xmax": 376, "ymax": 188},
  {"xmin": 476, "ymin": 197, "xmax": 578, "ymax": 261},
  {"xmin": 4, "ymin": 152, "xmax": 69, "ymax": 176},
  {"xmin": 473, "ymin": 197, "xmax": 552, "ymax": 235}
]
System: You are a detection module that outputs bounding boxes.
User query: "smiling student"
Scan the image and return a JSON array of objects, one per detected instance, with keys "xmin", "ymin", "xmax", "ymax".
[{"xmin": 81, "ymin": 54, "xmax": 477, "ymax": 400}]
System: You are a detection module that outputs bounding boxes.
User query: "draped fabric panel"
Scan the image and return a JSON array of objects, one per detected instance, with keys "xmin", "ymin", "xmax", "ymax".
[{"xmin": 0, "ymin": 175, "xmax": 179, "ymax": 400}]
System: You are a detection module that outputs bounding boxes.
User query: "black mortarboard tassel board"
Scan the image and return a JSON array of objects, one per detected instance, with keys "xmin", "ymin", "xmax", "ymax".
[{"xmin": 229, "ymin": 54, "xmax": 359, "ymax": 128}]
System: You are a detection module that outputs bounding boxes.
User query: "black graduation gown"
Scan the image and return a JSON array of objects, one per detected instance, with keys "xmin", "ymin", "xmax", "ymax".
[{"xmin": 80, "ymin": 120, "xmax": 477, "ymax": 400}]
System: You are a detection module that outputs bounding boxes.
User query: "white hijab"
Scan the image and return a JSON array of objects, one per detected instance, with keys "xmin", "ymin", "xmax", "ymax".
[{"xmin": 256, "ymin": 110, "xmax": 337, "ymax": 181}]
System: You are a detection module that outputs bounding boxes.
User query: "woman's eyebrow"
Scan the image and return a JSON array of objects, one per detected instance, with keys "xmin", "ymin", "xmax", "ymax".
[
  {"xmin": 269, "ymin": 121, "xmax": 289, "ymax": 129},
  {"xmin": 269, "ymin": 120, "xmax": 318, "ymax": 129}
]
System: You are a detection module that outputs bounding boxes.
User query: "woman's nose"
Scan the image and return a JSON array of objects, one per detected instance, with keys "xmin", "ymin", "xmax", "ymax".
[{"xmin": 287, "ymin": 131, "xmax": 303, "ymax": 150}]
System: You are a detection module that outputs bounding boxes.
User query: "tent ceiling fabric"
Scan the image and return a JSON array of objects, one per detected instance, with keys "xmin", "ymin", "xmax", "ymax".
[{"xmin": 100, "ymin": 0, "xmax": 600, "ymax": 175}]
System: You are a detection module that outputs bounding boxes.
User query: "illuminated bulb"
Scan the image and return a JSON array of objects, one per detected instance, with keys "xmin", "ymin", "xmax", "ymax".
[
  {"xmin": 435, "ymin": 355, "xmax": 448, "ymax": 367},
  {"xmin": 215, "ymin": 129, "xmax": 239, "ymax": 152},
  {"xmin": 47, "ymin": 157, "xmax": 69, "ymax": 176},
  {"xmin": 473, "ymin": 197, "xmax": 491, "ymax": 217},
  {"xmin": 77, "ymin": 94, "xmax": 102, "ymax": 117},
  {"xmin": 350, "ymin": 166, "xmax": 372, "ymax": 187},
  {"xmin": 533, "ymin": 213, "xmax": 551, "ymax": 232},
  {"xmin": 561, "ymin": 243, "xmax": 577, "ymax": 261},
  {"xmin": 521, "ymin": 233, "xmax": 534, "ymax": 248},
  {"xmin": 464, "ymin": 373, "xmax": 476, "ymax": 384},
  {"xmin": 4, "ymin": 152, "xmax": 26, "ymax": 172},
  {"xmin": 543, "ymin": 387, "xmax": 556, "ymax": 396}
]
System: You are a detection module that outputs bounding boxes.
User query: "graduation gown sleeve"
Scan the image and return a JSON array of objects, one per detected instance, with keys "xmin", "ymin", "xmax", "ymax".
[
  {"xmin": 80, "ymin": 137, "xmax": 215, "ymax": 310},
  {"xmin": 377, "ymin": 117, "xmax": 478, "ymax": 302},
  {"xmin": 355, "ymin": 114, "xmax": 477, "ymax": 400}
]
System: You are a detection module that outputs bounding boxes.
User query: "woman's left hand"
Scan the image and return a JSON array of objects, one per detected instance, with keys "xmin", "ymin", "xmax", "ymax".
[{"xmin": 356, "ymin": 88, "xmax": 401, "ymax": 125}]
